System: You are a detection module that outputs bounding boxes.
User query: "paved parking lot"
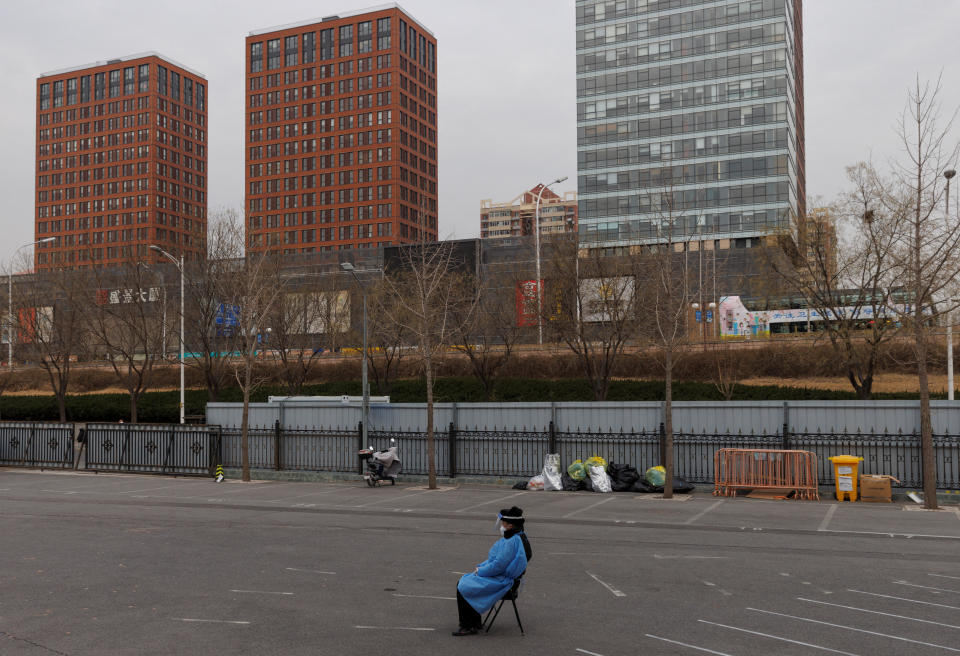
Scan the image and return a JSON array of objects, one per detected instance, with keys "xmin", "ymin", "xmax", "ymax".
[{"xmin": 2, "ymin": 468, "xmax": 960, "ymax": 655}]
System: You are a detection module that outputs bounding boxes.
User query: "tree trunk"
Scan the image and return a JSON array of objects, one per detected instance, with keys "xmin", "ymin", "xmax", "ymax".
[
  {"xmin": 241, "ymin": 361, "xmax": 252, "ymax": 482},
  {"xmin": 916, "ymin": 325, "xmax": 937, "ymax": 509},
  {"xmin": 663, "ymin": 348, "xmax": 674, "ymax": 499},
  {"xmin": 425, "ymin": 350, "xmax": 436, "ymax": 489},
  {"xmin": 130, "ymin": 393, "xmax": 138, "ymax": 424},
  {"xmin": 57, "ymin": 392, "xmax": 67, "ymax": 423}
]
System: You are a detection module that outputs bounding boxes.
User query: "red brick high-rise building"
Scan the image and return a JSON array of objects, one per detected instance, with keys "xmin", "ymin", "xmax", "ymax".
[
  {"xmin": 245, "ymin": 5, "xmax": 437, "ymax": 255},
  {"xmin": 35, "ymin": 53, "xmax": 208, "ymax": 269}
]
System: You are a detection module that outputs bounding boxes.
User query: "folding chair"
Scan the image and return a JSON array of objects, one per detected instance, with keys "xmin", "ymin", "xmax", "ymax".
[{"xmin": 483, "ymin": 575, "xmax": 524, "ymax": 634}]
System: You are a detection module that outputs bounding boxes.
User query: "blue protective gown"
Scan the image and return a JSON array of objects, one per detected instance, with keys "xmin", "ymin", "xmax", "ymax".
[{"xmin": 456, "ymin": 533, "xmax": 528, "ymax": 614}]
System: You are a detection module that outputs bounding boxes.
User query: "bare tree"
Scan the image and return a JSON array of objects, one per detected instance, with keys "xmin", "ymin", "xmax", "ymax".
[
  {"xmin": 710, "ymin": 341, "xmax": 744, "ymax": 401},
  {"xmin": 87, "ymin": 262, "xmax": 166, "ymax": 423},
  {"xmin": 266, "ymin": 276, "xmax": 350, "ymax": 396},
  {"xmin": 544, "ymin": 237, "xmax": 638, "ymax": 401},
  {"xmin": 771, "ymin": 171, "xmax": 902, "ymax": 399},
  {"xmin": 381, "ymin": 241, "xmax": 477, "ymax": 489},
  {"xmin": 880, "ymin": 77, "xmax": 960, "ymax": 509},
  {"xmin": 225, "ymin": 249, "xmax": 284, "ymax": 482},
  {"xmin": 635, "ymin": 194, "xmax": 696, "ymax": 499},
  {"xmin": 16, "ymin": 268, "xmax": 89, "ymax": 421},
  {"xmin": 450, "ymin": 268, "xmax": 522, "ymax": 400},
  {"xmin": 182, "ymin": 209, "xmax": 246, "ymax": 402},
  {"xmin": 364, "ymin": 276, "xmax": 410, "ymax": 397}
]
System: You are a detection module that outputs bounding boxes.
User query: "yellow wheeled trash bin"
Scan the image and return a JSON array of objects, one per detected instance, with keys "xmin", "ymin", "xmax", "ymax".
[{"xmin": 829, "ymin": 455, "xmax": 863, "ymax": 501}]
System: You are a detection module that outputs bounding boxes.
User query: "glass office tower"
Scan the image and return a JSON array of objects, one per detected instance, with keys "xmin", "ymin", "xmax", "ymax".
[{"xmin": 575, "ymin": 0, "xmax": 804, "ymax": 251}]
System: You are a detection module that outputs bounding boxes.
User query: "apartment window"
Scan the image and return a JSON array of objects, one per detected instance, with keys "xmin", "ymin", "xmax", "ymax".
[
  {"xmin": 196, "ymin": 83, "xmax": 205, "ymax": 111},
  {"xmin": 66, "ymin": 78, "xmax": 77, "ymax": 105},
  {"xmin": 399, "ymin": 19, "xmax": 407, "ymax": 53},
  {"xmin": 419, "ymin": 35, "xmax": 426, "ymax": 67},
  {"xmin": 302, "ymin": 31, "xmax": 315, "ymax": 64},
  {"xmin": 170, "ymin": 71, "xmax": 180, "ymax": 100},
  {"xmin": 250, "ymin": 41, "xmax": 263, "ymax": 73},
  {"xmin": 267, "ymin": 38, "xmax": 281, "ymax": 70},
  {"xmin": 339, "ymin": 25, "xmax": 353, "ymax": 57},
  {"xmin": 123, "ymin": 67, "xmax": 135, "ymax": 95},
  {"xmin": 428, "ymin": 42, "xmax": 436, "ymax": 73},
  {"xmin": 377, "ymin": 17, "xmax": 391, "ymax": 50},
  {"xmin": 184, "ymin": 78, "xmax": 193, "ymax": 107},
  {"xmin": 157, "ymin": 66, "xmax": 167, "ymax": 96},
  {"xmin": 320, "ymin": 28, "xmax": 334, "ymax": 60},
  {"xmin": 39, "ymin": 82, "xmax": 50, "ymax": 109},
  {"xmin": 285, "ymin": 35, "xmax": 298, "ymax": 66},
  {"xmin": 358, "ymin": 21, "xmax": 373, "ymax": 54},
  {"xmin": 52, "ymin": 80, "xmax": 64, "ymax": 107},
  {"xmin": 109, "ymin": 70, "xmax": 121, "ymax": 97},
  {"xmin": 79, "ymin": 75, "xmax": 91, "ymax": 103},
  {"xmin": 409, "ymin": 26, "xmax": 417, "ymax": 59}
]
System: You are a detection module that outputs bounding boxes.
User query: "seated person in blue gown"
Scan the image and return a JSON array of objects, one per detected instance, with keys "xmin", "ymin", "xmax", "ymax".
[{"xmin": 453, "ymin": 506, "xmax": 532, "ymax": 636}]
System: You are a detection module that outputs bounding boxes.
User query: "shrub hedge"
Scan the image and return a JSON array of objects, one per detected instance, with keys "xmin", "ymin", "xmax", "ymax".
[{"xmin": 0, "ymin": 377, "xmax": 943, "ymax": 423}]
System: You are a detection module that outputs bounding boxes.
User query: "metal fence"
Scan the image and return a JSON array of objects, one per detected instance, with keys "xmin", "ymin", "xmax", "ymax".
[
  {"xmin": 83, "ymin": 423, "xmax": 221, "ymax": 476},
  {"xmin": 0, "ymin": 421, "xmax": 75, "ymax": 469},
  {"xmin": 213, "ymin": 421, "xmax": 960, "ymax": 489}
]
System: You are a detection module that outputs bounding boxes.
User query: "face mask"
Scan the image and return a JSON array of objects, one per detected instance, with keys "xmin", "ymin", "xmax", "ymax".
[{"xmin": 499, "ymin": 525, "xmax": 506, "ymax": 536}]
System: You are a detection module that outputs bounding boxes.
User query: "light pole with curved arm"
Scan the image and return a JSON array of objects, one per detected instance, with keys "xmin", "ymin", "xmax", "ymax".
[
  {"xmin": 8, "ymin": 237, "xmax": 55, "ymax": 368},
  {"xmin": 150, "ymin": 245, "xmax": 185, "ymax": 424},
  {"xmin": 534, "ymin": 176, "xmax": 568, "ymax": 346}
]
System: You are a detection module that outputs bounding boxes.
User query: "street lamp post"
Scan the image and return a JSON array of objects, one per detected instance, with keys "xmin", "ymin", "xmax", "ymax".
[
  {"xmin": 341, "ymin": 262, "xmax": 369, "ymax": 446},
  {"xmin": 8, "ymin": 238, "xmax": 55, "ymax": 368},
  {"xmin": 534, "ymin": 176, "xmax": 568, "ymax": 346},
  {"xmin": 945, "ymin": 169, "xmax": 956, "ymax": 400},
  {"xmin": 150, "ymin": 245, "xmax": 185, "ymax": 424}
]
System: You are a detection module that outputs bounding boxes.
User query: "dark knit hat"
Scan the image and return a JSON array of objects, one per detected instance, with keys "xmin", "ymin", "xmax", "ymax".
[{"xmin": 498, "ymin": 506, "xmax": 524, "ymax": 526}]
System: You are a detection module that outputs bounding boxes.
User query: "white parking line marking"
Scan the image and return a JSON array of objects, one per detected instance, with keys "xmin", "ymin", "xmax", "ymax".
[
  {"xmin": 576, "ymin": 649, "xmax": 606, "ymax": 656},
  {"xmin": 699, "ymin": 619, "xmax": 860, "ymax": 656},
  {"xmin": 747, "ymin": 607, "xmax": 960, "ymax": 653},
  {"xmin": 392, "ymin": 594, "xmax": 456, "ymax": 600},
  {"xmin": 645, "ymin": 634, "xmax": 735, "ymax": 656},
  {"xmin": 848, "ymin": 589, "xmax": 960, "ymax": 610},
  {"xmin": 563, "ymin": 496, "xmax": 616, "ymax": 519},
  {"xmin": 930, "ymin": 573, "xmax": 960, "ymax": 581},
  {"xmin": 285, "ymin": 568, "xmax": 335, "ymax": 575},
  {"xmin": 702, "ymin": 580, "xmax": 732, "ymax": 596},
  {"xmin": 586, "ymin": 571, "xmax": 626, "ymax": 597},
  {"xmin": 355, "ymin": 489, "xmax": 434, "ymax": 507},
  {"xmin": 354, "ymin": 626, "xmax": 435, "ymax": 631},
  {"xmin": 894, "ymin": 579, "xmax": 960, "ymax": 595},
  {"xmin": 454, "ymin": 491, "xmax": 526, "ymax": 513},
  {"xmin": 175, "ymin": 618, "xmax": 250, "ymax": 624},
  {"xmin": 799, "ymin": 597, "xmax": 960, "ymax": 629},
  {"xmin": 653, "ymin": 555, "xmax": 727, "ymax": 560},
  {"xmin": 824, "ymin": 529, "xmax": 960, "ymax": 539},
  {"xmin": 684, "ymin": 500, "xmax": 724, "ymax": 525},
  {"xmin": 818, "ymin": 504, "xmax": 838, "ymax": 531},
  {"xmin": 229, "ymin": 590, "xmax": 293, "ymax": 595},
  {"xmin": 40, "ymin": 489, "xmax": 78, "ymax": 494}
]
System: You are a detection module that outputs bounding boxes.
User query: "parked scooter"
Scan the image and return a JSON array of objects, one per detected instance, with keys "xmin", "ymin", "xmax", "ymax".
[{"xmin": 358, "ymin": 439, "xmax": 401, "ymax": 486}]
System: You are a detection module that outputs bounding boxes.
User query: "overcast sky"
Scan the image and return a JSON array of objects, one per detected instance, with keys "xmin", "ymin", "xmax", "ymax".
[{"xmin": 1, "ymin": 0, "xmax": 958, "ymax": 265}]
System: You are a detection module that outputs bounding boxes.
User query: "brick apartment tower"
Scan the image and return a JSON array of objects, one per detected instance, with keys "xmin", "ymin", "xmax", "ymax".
[
  {"xmin": 245, "ymin": 4, "xmax": 438, "ymax": 255},
  {"xmin": 35, "ymin": 53, "xmax": 208, "ymax": 269}
]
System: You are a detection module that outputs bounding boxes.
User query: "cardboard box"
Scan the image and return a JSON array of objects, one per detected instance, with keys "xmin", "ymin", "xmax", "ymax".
[{"xmin": 859, "ymin": 474, "xmax": 899, "ymax": 502}]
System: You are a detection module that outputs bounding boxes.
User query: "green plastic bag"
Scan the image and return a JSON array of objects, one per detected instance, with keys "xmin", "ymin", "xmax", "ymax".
[
  {"xmin": 584, "ymin": 455, "xmax": 608, "ymax": 472},
  {"xmin": 645, "ymin": 465, "xmax": 666, "ymax": 487},
  {"xmin": 567, "ymin": 459, "xmax": 587, "ymax": 481}
]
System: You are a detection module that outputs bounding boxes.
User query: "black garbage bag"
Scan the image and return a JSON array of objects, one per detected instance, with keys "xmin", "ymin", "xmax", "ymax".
[
  {"xmin": 608, "ymin": 462, "xmax": 640, "ymax": 492},
  {"xmin": 631, "ymin": 478, "xmax": 658, "ymax": 493},
  {"xmin": 513, "ymin": 481, "xmax": 529, "ymax": 490},
  {"xmin": 561, "ymin": 472, "xmax": 584, "ymax": 492},
  {"xmin": 631, "ymin": 477, "xmax": 696, "ymax": 494},
  {"xmin": 582, "ymin": 475, "xmax": 595, "ymax": 492}
]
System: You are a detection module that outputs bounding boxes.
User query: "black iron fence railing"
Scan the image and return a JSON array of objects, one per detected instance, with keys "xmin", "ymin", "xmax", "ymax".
[{"xmin": 2, "ymin": 421, "xmax": 958, "ymax": 490}]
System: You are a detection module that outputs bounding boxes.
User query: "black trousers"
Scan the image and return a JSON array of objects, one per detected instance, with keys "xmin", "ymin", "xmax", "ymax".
[{"xmin": 456, "ymin": 589, "xmax": 482, "ymax": 629}]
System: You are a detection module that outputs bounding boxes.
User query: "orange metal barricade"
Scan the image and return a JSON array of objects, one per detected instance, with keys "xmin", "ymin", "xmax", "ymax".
[{"xmin": 713, "ymin": 449, "xmax": 819, "ymax": 500}]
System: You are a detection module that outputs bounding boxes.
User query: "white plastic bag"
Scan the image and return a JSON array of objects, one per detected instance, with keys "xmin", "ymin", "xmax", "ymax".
[
  {"xmin": 527, "ymin": 474, "xmax": 545, "ymax": 490},
  {"xmin": 588, "ymin": 464, "xmax": 612, "ymax": 493},
  {"xmin": 542, "ymin": 453, "xmax": 562, "ymax": 491}
]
